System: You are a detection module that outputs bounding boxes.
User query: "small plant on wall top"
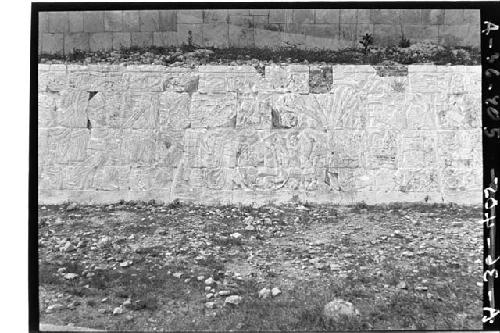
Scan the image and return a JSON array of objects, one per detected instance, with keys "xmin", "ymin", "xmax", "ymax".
[
  {"xmin": 359, "ymin": 33, "xmax": 374, "ymax": 55},
  {"xmin": 399, "ymin": 34, "xmax": 411, "ymax": 48}
]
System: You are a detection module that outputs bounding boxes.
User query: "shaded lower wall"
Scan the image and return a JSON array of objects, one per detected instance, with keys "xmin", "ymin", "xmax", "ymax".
[{"xmin": 38, "ymin": 64, "xmax": 482, "ymax": 205}]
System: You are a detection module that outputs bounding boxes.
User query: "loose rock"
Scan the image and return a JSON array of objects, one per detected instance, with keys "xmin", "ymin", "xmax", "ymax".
[
  {"xmin": 224, "ymin": 295, "xmax": 242, "ymax": 306},
  {"xmin": 323, "ymin": 299, "xmax": 359, "ymax": 320},
  {"xmin": 258, "ymin": 287, "xmax": 271, "ymax": 299}
]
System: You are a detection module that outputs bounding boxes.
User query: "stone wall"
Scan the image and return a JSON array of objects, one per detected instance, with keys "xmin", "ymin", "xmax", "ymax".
[
  {"xmin": 38, "ymin": 9, "xmax": 480, "ymax": 54},
  {"xmin": 38, "ymin": 64, "xmax": 482, "ymax": 205}
]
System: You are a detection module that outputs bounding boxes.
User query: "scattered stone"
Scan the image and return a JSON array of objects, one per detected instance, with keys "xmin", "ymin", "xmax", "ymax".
[
  {"xmin": 46, "ymin": 304, "xmax": 63, "ymax": 313},
  {"xmin": 206, "ymin": 293, "xmax": 214, "ymax": 299},
  {"xmin": 218, "ymin": 290, "xmax": 231, "ymax": 296},
  {"xmin": 123, "ymin": 298, "xmax": 132, "ymax": 307},
  {"xmin": 113, "ymin": 306, "xmax": 124, "ymax": 315},
  {"xmin": 173, "ymin": 272, "xmax": 183, "ymax": 278},
  {"xmin": 57, "ymin": 267, "xmax": 67, "ymax": 274},
  {"xmin": 66, "ymin": 203, "xmax": 78, "ymax": 211},
  {"xmin": 271, "ymin": 287, "xmax": 281, "ymax": 297},
  {"xmin": 197, "ymin": 276, "xmax": 205, "ymax": 281},
  {"xmin": 101, "ymin": 297, "xmax": 108, "ymax": 303},
  {"xmin": 61, "ymin": 241, "xmax": 76, "ymax": 252},
  {"xmin": 63, "ymin": 273, "xmax": 79, "ymax": 280},
  {"xmin": 205, "ymin": 277, "xmax": 215, "ymax": 285},
  {"xmin": 323, "ymin": 299, "xmax": 359, "ymax": 320},
  {"xmin": 205, "ymin": 286, "xmax": 211, "ymax": 292},
  {"xmin": 245, "ymin": 225, "xmax": 256, "ymax": 231},
  {"xmin": 258, "ymin": 287, "xmax": 271, "ymax": 299},
  {"xmin": 397, "ymin": 281, "xmax": 407, "ymax": 289},
  {"xmin": 97, "ymin": 309, "xmax": 106, "ymax": 314},
  {"xmin": 205, "ymin": 302, "xmax": 216, "ymax": 309},
  {"xmin": 225, "ymin": 295, "xmax": 242, "ymax": 306},
  {"xmin": 452, "ymin": 221, "xmax": 464, "ymax": 227},
  {"xmin": 120, "ymin": 261, "xmax": 132, "ymax": 267},
  {"xmin": 230, "ymin": 232, "xmax": 242, "ymax": 239},
  {"xmin": 184, "ymin": 278, "xmax": 191, "ymax": 283}
]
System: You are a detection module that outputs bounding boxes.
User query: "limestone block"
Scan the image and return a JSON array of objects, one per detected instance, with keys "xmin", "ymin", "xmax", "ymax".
[
  {"xmin": 53, "ymin": 90, "xmax": 89, "ymax": 128},
  {"xmin": 123, "ymin": 11, "xmax": 140, "ymax": 32},
  {"xmin": 309, "ymin": 66, "xmax": 332, "ymax": 93},
  {"xmin": 83, "ymin": 11, "xmax": 104, "ymax": 33},
  {"xmin": 315, "ymin": 9, "xmax": 340, "ymax": 23},
  {"xmin": 364, "ymin": 130, "xmax": 399, "ymax": 169},
  {"xmin": 463, "ymin": 71, "xmax": 481, "ymax": 94},
  {"xmin": 396, "ymin": 169, "xmax": 440, "ymax": 193},
  {"xmin": 68, "ymin": 70, "xmax": 127, "ymax": 91},
  {"xmin": 69, "ymin": 12, "xmax": 84, "ymax": 32},
  {"xmin": 47, "ymin": 128, "xmax": 90, "ymax": 164},
  {"xmin": 104, "ymin": 11, "xmax": 123, "ymax": 32},
  {"xmin": 198, "ymin": 66, "xmax": 260, "ymax": 94},
  {"xmin": 365, "ymin": 98, "xmax": 407, "ymax": 130},
  {"xmin": 236, "ymin": 129, "xmax": 328, "ymax": 170},
  {"xmin": 254, "ymin": 28, "xmax": 281, "ymax": 49},
  {"xmin": 265, "ymin": 65, "xmax": 309, "ymax": 93},
  {"xmin": 120, "ymin": 129, "xmax": 156, "ymax": 165},
  {"xmin": 155, "ymin": 130, "xmax": 185, "ymax": 167},
  {"xmin": 62, "ymin": 165, "xmax": 97, "ymax": 190},
  {"xmin": 38, "ymin": 92, "xmax": 59, "ymax": 127},
  {"xmin": 172, "ymin": 166, "xmax": 205, "ymax": 201},
  {"xmin": 189, "ymin": 93, "xmax": 237, "ymax": 128},
  {"xmin": 87, "ymin": 128, "xmax": 123, "ymax": 166},
  {"xmin": 64, "ymin": 33, "xmax": 90, "ymax": 53},
  {"xmin": 38, "ymin": 70, "xmax": 68, "ymax": 92},
  {"xmin": 437, "ymin": 130, "xmax": 481, "ymax": 169},
  {"xmin": 197, "ymin": 72, "xmax": 226, "ymax": 93},
  {"xmin": 408, "ymin": 72, "xmax": 448, "ymax": 102},
  {"xmin": 201, "ymin": 23, "xmax": 229, "ymax": 48},
  {"xmin": 327, "ymin": 129, "xmax": 365, "ymax": 168},
  {"xmin": 153, "ymin": 31, "xmax": 178, "ymax": 47},
  {"xmin": 150, "ymin": 167, "xmax": 175, "ymax": 190},
  {"xmin": 399, "ymin": 131, "xmax": 438, "ymax": 169},
  {"xmin": 131, "ymin": 32, "xmax": 153, "ymax": 47},
  {"xmin": 89, "ymin": 33, "xmax": 113, "ymax": 52},
  {"xmin": 272, "ymin": 94, "xmax": 327, "ymax": 128},
  {"xmin": 86, "ymin": 92, "xmax": 125, "ymax": 129},
  {"xmin": 366, "ymin": 168, "xmax": 399, "ymax": 191},
  {"xmin": 228, "ymin": 25, "xmax": 255, "ymax": 48},
  {"xmin": 236, "ymin": 93, "xmax": 272, "ymax": 129},
  {"xmin": 183, "ymin": 129, "xmax": 238, "ymax": 168},
  {"xmin": 39, "ymin": 164, "xmax": 63, "ymax": 190},
  {"xmin": 405, "ymin": 93, "xmax": 438, "ymax": 130},
  {"xmin": 436, "ymin": 94, "xmax": 481, "ymax": 129},
  {"xmin": 41, "ymin": 33, "xmax": 64, "ymax": 54},
  {"xmin": 121, "ymin": 92, "xmax": 160, "ymax": 129},
  {"xmin": 329, "ymin": 86, "xmax": 365, "ymax": 129},
  {"xmin": 441, "ymin": 167, "xmax": 481, "ymax": 191},
  {"xmin": 159, "ymin": 11, "xmax": 177, "ymax": 31},
  {"xmin": 139, "ymin": 10, "xmax": 160, "ymax": 31},
  {"xmin": 113, "ymin": 32, "xmax": 131, "ymax": 49},
  {"xmin": 125, "ymin": 72, "xmax": 167, "ymax": 91},
  {"xmin": 164, "ymin": 70, "xmax": 199, "ymax": 93},
  {"xmin": 128, "ymin": 166, "xmax": 153, "ymax": 191},
  {"xmin": 325, "ymin": 168, "xmax": 371, "ymax": 192},
  {"xmin": 159, "ymin": 92, "xmax": 190, "ymax": 129},
  {"xmin": 38, "ymin": 128, "xmax": 49, "ymax": 166},
  {"xmin": 92, "ymin": 166, "xmax": 130, "ymax": 190}
]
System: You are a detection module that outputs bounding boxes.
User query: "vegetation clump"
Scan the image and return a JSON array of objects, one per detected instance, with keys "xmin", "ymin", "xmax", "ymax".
[{"xmin": 39, "ymin": 41, "xmax": 479, "ymax": 67}]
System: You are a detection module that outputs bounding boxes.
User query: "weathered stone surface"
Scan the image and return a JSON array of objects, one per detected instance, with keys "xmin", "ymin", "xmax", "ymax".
[
  {"xmin": 159, "ymin": 92, "xmax": 190, "ymax": 129},
  {"xmin": 121, "ymin": 92, "xmax": 160, "ymax": 129},
  {"xmin": 437, "ymin": 130, "xmax": 481, "ymax": 169},
  {"xmin": 399, "ymin": 131, "xmax": 438, "ymax": 169},
  {"xmin": 237, "ymin": 93, "xmax": 272, "ymax": 129},
  {"xmin": 87, "ymin": 128, "xmax": 123, "ymax": 166},
  {"xmin": 189, "ymin": 93, "xmax": 237, "ymax": 128},
  {"xmin": 68, "ymin": 70, "xmax": 127, "ymax": 91},
  {"xmin": 436, "ymin": 94, "xmax": 480, "ymax": 129},
  {"xmin": 38, "ymin": 65, "xmax": 482, "ymax": 204},
  {"xmin": 93, "ymin": 166, "xmax": 130, "ymax": 190},
  {"xmin": 364, "ymin": 130, "xmax": 399, "ymax": 169},
  {"xmin": 38, "ymin": 92, "xmax": 59, "ymax": 127},
  {"xmin": 125, "ymin": 72, "xmax": 166, "ymax": 91},
  {"xmin": 155, "ymin": 130, "xmax": 185, "ymax": 167},
  {"xmin": 120, "ymin": 129, "xmax": 157, "ymax": 165},
  {"xmin": 47, "ymin": 128, "xmax": 90, "ymax": 164},
  {"xmin": 265, "ymin": 65, "xmax": 309, "ymax": 93},
  {"xmin": 183, "ymin": 129, "xmax": 238, "ymax": 168}
]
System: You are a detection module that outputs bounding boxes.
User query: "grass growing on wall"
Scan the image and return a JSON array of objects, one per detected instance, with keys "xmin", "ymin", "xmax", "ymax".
[{"xmin": 38, "ymin": 42, "xmax": 480, "ymax": 67}]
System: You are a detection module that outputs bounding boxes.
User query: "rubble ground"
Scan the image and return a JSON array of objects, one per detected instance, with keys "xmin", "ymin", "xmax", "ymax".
[{"xmin": 38, "ymin": 201, "xmax": 482, "ymax": 331}]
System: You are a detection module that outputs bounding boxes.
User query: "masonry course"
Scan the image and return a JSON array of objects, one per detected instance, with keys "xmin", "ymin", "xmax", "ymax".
[
  {"xmin": 38, "ymin": 9, "xmax": 480, "ymax": 55},
  {"xmin": 38, "ymin": 63, "xmax": 481, "ymax": 205}
]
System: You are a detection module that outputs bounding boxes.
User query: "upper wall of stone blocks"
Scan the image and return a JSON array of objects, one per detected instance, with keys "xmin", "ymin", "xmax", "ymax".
[{"xmin": 38, "ymin": 9, "xmax": 480, "ymax": 55}]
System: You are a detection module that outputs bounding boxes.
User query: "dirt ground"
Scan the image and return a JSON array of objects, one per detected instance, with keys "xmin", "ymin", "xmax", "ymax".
[{"xmin": 38, "ymin": 201, "xmax": 482, "ymax": 331}]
